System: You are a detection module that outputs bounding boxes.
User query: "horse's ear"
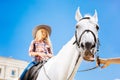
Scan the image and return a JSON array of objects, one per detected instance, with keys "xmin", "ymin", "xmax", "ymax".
[
  {"xmin": 93, "ymin": 10, "xmax": 98, "ymax": 23},
  {"xmin": 75, "ymin": 7, "xmax": 82, "ymax": 22}
]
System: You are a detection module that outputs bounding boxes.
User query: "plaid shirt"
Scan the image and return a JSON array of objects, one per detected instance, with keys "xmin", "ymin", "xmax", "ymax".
[{"xmin": 29, "ymin": 40, "xmax": 52, "ymax": 62}]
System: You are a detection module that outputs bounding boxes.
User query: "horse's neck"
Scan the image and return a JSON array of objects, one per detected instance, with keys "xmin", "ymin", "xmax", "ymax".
[
  {"xmin": 56, "ymin": 36, "xmax": 77, "ymax": 59},
  {"xmin": 40, "ymin": 36, "xmax": 83, "ymax": 80},
  {"xmin": 52, "ymin": 36, "xmax": 82, "ymax": 79},
  {"xmin": 63, "ymin": 37, "xmax": 83, "ymax": 80}
]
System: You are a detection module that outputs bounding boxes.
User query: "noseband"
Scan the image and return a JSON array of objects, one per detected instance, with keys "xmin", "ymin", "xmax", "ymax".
[
  {"xmin": 73, "ymin": 17, "xmax": 99, "ymax": 50},
  {"xmin": 73, "ymin": 29, "xmax": 97, "ymax": 48}
]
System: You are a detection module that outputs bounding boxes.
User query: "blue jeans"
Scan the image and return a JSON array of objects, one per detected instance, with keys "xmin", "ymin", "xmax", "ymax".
[{"xmin": 20, "ymin": 61, "xmax": 37, "ymax": 80}]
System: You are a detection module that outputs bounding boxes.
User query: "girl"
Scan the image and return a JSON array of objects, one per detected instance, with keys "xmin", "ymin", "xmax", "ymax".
[{"xmin": 19, "ymin": 24, "xmax": 53, "ymax": 80}]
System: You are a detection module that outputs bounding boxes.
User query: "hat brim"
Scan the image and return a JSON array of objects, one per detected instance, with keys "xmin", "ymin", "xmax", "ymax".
[{"xmin": 32, "ymin": 25, "xmax": 51, "ymax": 39}]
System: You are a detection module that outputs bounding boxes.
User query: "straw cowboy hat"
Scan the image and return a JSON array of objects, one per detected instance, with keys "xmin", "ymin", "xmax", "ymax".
[{"xmin": 32, "ymin": 24, "xmax": 51, "ymax": 39}]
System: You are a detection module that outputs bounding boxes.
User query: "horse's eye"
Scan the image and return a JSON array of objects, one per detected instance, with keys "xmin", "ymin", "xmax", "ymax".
[
  {"xmin": 96, "ymin": 25, "xmax": 99, "ymax": 30},
  {"xmin": 81, "ymin": 43, "xmax": 84, "ymax": 48},
  {"xmin": 76, "ymin": 25, "xmax": 79, "ymax": 28}
]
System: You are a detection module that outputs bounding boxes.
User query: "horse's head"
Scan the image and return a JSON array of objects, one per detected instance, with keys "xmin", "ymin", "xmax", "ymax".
[{"xmin": 74, "ymin": 7, "xmax": 99, "ymax": 62}]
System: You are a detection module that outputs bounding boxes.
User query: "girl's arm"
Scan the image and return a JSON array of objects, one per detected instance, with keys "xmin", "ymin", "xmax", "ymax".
[
  {"xmin": 28, "ymin": 40, "xmax": 48, "ymax": 58},
  {"xmin": 29, "ymin": 52, "xmax": 48, "ymax": 58}
]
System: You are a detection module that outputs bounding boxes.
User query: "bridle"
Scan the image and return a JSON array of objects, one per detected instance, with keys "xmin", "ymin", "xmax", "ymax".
[
  {"xmin": 73, "ymin": 17, "xmax": 98, "ymax": 48},
  {"xmin": 66, "ymin": 17, "xmax": 101, "ymax": 80},
  {"xmin": 72, "ymin": 17, "xmax": 100, "ymax": 71}
]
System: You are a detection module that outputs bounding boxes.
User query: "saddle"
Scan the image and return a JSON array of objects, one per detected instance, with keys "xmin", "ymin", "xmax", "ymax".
[{"xmin": 23, "ymin": 61, "xmax": 47, "ymax": 80}]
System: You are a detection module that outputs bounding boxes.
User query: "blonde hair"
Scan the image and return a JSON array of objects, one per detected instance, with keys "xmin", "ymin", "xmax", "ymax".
[
  {"xmin": 45, "ymin": 31, "xmax": 52, "ymax": 48},
  {"xmin": 44, "ymin": 31, "xmax": 53, "ymax": 53},
  {"xmin": 35, "ymin": 29, "xmax": 53, "ymax": 52}
]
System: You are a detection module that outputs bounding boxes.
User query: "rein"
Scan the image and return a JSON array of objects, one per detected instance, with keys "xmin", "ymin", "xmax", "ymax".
[
  {"xmin": 43, "ymin": 65, "xmax": 51, "ymax": 80},
  {"xmin": 78, "ymin": 55, "xmax": 101, "ymax": 72}
]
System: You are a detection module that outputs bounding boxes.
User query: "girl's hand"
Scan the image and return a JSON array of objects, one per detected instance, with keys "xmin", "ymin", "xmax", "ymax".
[
  {"xmin": 37, "ymin": 52, "xmax": 47, "ymax": 58},
  {"xmin": 47, "ymin": 54, "xmax": 53, "ymax": 58}
]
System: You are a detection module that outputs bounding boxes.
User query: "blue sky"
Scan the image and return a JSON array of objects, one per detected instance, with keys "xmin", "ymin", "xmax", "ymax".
[{"xmin": 0, "ymin": 0, "xmax": 120, "ymax": 80}]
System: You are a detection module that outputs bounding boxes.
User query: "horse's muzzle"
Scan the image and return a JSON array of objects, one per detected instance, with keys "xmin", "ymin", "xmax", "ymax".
[{"xmin": 83, "ymin": 50, "xmax": 95, "ymax": 62}]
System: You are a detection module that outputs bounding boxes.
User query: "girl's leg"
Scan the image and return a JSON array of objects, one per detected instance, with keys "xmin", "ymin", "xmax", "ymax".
[{"xmin": 19, "ymin": 61, "xmax": 36, "ymax": 80}]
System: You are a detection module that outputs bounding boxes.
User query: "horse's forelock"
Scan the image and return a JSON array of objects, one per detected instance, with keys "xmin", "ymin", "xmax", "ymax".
[{"xmin": 84, "ymin": 14, "xmax": 98, "ymax": 25}]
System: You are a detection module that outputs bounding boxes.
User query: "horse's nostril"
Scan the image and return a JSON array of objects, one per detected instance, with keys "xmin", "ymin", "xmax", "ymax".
[
  {"xmin": 92, "ymin": 54, "xmax": 94, "ymax": 58},
  {"xmin": 91, "ymin": 43, "xmax": 95, "ymax": 49}
]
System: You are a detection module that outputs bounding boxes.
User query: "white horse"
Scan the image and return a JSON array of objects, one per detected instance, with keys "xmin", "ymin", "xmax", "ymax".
[{"xmin": 36, "ymin": 7, "xmax": 99, "ymax": 80}]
